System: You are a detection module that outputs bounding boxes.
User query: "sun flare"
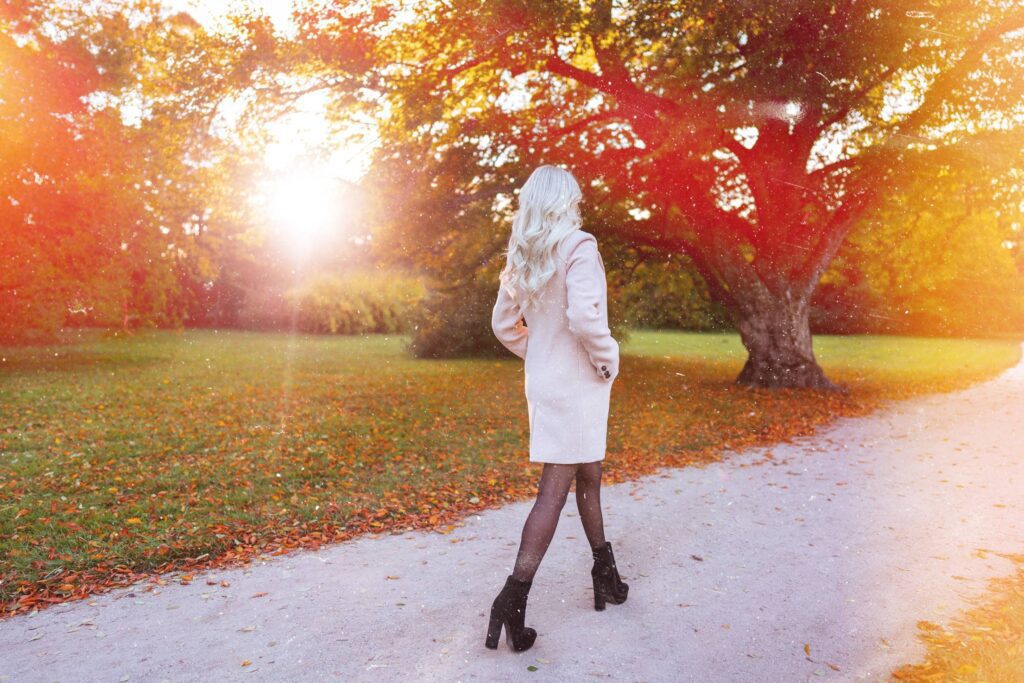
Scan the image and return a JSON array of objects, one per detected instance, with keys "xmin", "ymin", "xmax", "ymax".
[{"xmin": 262, "ymin": 168, "xmax": 346, "ymax": 258}]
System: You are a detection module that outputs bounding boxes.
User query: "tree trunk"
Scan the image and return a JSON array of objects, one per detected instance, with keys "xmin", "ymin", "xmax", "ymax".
[{"xmin": 731, "ymin": 290, "xmax": 841, "ymax": 391}]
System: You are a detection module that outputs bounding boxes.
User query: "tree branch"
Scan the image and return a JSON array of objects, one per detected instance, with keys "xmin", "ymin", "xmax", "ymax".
[
  {"xmin": 543, "ymin": 53, "xmax": 676, "ymax": 119},
  {"xmin": 891, "ymin": 10, "xmax": 1024, "ymax": 138}
]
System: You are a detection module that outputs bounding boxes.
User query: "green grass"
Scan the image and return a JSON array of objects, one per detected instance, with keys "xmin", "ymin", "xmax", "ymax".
[
  {"xmin": 623, "ymin": 329, "xmax": 1019, "ymax": 382},
  {"xmin": 0, "ymin": 328, "xmax": 1020, "ymax": 614}
]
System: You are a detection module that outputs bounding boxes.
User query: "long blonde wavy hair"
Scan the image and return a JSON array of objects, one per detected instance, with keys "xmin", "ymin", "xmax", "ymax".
[{"xmin": 499, "ymin": 164, "xmax": 583, "ymax": 310}]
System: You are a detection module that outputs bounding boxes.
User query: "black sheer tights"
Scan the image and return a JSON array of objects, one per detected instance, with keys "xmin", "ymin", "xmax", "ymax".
[{"xmin": 510, "ymin": 461, "xmax": 606, "ymax": 583}]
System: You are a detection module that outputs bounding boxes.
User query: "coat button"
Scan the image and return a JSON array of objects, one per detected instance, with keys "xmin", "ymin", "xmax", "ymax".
[
  {"xmin": 603, "ymin": 371, "xmax": 610, "ymax": 378},
  {"xmin": 601, "ymin": 365, "xmax": 607, "ymax": 370}
]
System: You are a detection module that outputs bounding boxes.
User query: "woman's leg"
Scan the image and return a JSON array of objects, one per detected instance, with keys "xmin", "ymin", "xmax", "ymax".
[
  {"xmin": 510, "ymin": 463, "xmax": 578, "ymax": 582},
  {"xmin": 574, "ymin": 460, "xmax": 606, "ymax": 549}
]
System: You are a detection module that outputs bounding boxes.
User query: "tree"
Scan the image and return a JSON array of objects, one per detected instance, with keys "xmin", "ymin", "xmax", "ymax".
[
  {"xmin": 0, "ymin": 2, "xmax": 172, "ymax": 342},
  {"xmin": 0, "ymin": 1, "xmax": 276, "ymax": 342},
  {"xmin": 287, "ymin": 0, "xmax": 1024, "ymax": 388},
  {"xmin": 836, "ymin": 146, "xmax": 1024, "ymax": 336}
]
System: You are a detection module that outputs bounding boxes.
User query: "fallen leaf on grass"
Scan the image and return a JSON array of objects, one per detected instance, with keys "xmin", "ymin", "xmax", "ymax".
[{"xmin": 7, "ymin": 336, "xmax": 1013, "ymax": 620}]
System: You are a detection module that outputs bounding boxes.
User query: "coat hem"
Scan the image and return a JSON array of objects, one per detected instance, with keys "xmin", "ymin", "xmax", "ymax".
[{"xmin": 528, "ymin": 455, "xmax": 606, "ymax": 464}]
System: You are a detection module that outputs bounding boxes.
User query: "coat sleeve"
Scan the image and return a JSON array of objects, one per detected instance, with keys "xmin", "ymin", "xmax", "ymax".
[
  {"xmin": 491, "ymin": 282, "xmax": 529, "ymax": 360},
  {"xmin": 565, "ymin": 235, "xmax": 619, "ymax": 381}
]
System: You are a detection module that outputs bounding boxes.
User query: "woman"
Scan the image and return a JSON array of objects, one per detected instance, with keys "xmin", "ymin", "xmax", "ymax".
[{"xmin": 485, "ymin": 164, "xmax": 629, "ymax": 653}]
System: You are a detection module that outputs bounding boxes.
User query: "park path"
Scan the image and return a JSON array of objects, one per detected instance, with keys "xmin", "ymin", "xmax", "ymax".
[{"xmin": 3, "ymin": 343, "xmax": 1023, "ymax": 683}]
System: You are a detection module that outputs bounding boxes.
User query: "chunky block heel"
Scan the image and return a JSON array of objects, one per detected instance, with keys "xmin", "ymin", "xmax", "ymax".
[
  {"xmin": 591, "ymin": 541, "xmax": 628, "ymax": 611},
  {"xmin": 593, "ymin": 577, "xmax": 606, "ymax": 611},
  {"xmin": 484, "ymin": 614, "xmax": 503, "ymax": 649},
  {"xmin": 484, "ymin": 575, "xmax": 537, "ymax": 652}
]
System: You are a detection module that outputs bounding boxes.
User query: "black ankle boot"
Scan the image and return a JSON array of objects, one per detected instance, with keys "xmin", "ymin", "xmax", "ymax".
[
  {"xmin": 591, "ymin": 541, "xmax": 628, "ymax": 611},
  {"xmin": 485, "ymin": 575, "xmax": 538, "ymax": 651}
]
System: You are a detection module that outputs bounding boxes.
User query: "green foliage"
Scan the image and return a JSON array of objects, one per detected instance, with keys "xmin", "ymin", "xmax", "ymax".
[
  {"xmin": 407, "ymin": 275, "xmax": 509, "ymax": 358},
  {"xmin": 407, "ymin": 247, "xmax": 634, "ymax": 359},
  {"xmin": 287, "ymin": 271, "xmax": 427, "ymax": 335},
  {"xmin": 826, "ymin": 165, "xmax": 1024, "ymax": 337},
  {"xmin": 617, "ymin": 258, "xmax": 731, "ymax": 331}
]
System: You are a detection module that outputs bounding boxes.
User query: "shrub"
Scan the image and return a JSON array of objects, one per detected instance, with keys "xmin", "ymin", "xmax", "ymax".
[
  {"xmin": 407, "ymin": 277, "xmax": 508, "ymax": 358},
  {"xmin": 616, "ymin": 259, "xmax": 731, "ymax": 331},
  {"xmin": 286, "ymin": 271, "xmax": 426, "ymax": 335},
  {"xmin": 408, "ymin": 268, "xmax": 635, "ymax": 359}
]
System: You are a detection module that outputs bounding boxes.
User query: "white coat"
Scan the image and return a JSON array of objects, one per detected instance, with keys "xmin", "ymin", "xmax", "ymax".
[{"xmin": 491, "ymin": 229, "xmax": 619, "ymax": 464}]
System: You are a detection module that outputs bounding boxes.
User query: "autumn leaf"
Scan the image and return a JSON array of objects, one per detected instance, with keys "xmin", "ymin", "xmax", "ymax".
[{"xmin": 1, "ymin": 331, "xmax": 1018, "ymax": 620}]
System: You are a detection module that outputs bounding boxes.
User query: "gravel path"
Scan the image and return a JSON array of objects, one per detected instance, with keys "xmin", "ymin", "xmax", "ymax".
[{"xmin": 3, "ymin": 343, "xmax": 1023, "ymax": 683}]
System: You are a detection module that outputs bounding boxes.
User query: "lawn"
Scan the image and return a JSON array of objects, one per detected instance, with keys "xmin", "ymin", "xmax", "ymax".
[
  {"xmin": 1, "ymin": 328, "xmax": 1020, "ymax": 617},
  {"xmin": 892, "ymin": 552, "xmax": 1024, "ymax": 681}
]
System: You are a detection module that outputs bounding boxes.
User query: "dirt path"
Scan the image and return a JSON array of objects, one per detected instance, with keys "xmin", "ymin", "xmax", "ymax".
[{"xmin": 3, "ymin": 343, "xmax": 1023, "ymax": 682}]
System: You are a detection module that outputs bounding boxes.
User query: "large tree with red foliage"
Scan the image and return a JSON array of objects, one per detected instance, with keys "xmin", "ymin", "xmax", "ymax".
[{"xmin": 286, "ymin": 0, "xmax": 1024, "ymax": 388}]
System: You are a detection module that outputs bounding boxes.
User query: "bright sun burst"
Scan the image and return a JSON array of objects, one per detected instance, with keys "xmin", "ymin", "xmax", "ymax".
[{"xmin": 263, "ymin": 167, "xmax": 346, "ymax": 259}]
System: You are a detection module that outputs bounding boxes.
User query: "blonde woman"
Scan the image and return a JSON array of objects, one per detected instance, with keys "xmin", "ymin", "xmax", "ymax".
[{"xmin": 485, "ymin": 164, "xmax": 629, "ymax": 653}]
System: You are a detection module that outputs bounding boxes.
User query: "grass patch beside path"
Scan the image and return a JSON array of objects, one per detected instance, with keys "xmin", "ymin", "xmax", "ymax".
[
  {"xmin": 1, "ymin": 329, "xmax": 1019, "ymax": 617},
  {"xmin": 892, "ymin": 553, "xmax": 1024, "ymax": 681}
]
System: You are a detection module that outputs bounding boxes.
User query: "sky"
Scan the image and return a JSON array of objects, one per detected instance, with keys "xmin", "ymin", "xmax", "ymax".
[{"xmin": 167, "ymin": 0, "xmax": 301, "ymax": 36}]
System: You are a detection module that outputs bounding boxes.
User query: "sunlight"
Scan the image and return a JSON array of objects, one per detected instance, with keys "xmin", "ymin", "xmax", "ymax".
[
  {"xmin": 263, "ymin": 166, "xmax": 346, "ymax": 260},
  {"xmin": 262, "ymin": 88, "xmax": 375, "ymax": 184},
  {"xmin": 169, "ymin": 0, "xmax": 300, "ymax": 37},
  {"xmin": 169, "ymin": 0, "xmax": 378, "ymax": 185}
]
